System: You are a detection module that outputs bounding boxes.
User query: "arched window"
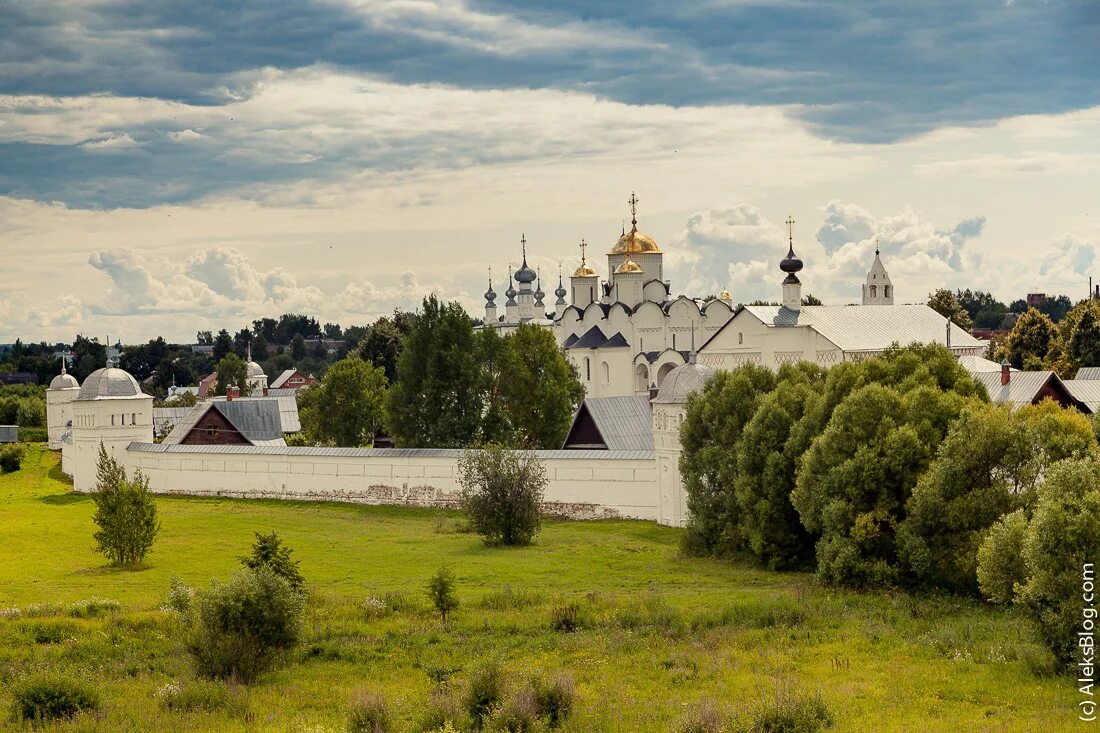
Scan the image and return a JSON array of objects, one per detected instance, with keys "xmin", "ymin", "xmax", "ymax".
[
  {"xmin": 884, "ymin": 285, "xmax": 891, "ymax": 298},
  {"xmin": 602, "ymin": 361, "xmax": 610, "ymax": 383},
  {"xmin": 132, "ymin": 412, "xmax": 137, "ymax": 425},
  {"xmin": 738, "ymin": 332, "xmax": 743, "ymax": 344},
  {"xmin": 869, "ymin": 284, "xmax": 877, "ymax": 298}
]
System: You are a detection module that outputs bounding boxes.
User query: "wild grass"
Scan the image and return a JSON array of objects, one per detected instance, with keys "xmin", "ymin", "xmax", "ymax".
[{"xmin": 0, "ymin": 445, "xmax": 1080, "ymax": 731}]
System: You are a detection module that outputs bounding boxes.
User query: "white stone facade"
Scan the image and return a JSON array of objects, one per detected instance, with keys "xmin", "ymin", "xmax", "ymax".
[{"xmin": 46, "ymin": 369, "xmax": 80, "ymax": 450}]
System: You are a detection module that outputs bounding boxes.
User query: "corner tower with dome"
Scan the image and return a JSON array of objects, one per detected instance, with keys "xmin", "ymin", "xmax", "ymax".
[
  {"xmin": 46, "ymin": 363, "xmax": 80, "ymax": 450},
  {"xmin": 63, "ymin": 358, "xmax": 153, "ymax": 491}
]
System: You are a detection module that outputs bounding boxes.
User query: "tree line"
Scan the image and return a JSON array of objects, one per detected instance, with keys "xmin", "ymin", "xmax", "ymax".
[{"xmin": 681, "ymin": 343, "xmax": 1100, "ymax": 666}]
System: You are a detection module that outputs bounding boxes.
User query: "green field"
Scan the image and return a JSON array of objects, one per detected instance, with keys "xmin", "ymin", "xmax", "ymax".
[{"xmin": 0, "ymin": 446, "xmax": 1076, "ymax": 731}]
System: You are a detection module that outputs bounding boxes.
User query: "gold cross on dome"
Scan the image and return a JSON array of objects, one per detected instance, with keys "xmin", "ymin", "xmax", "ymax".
[
  {"xmin": 579, "ymin": 239, "xmax": 587, "ymax": 263},
  {"xmin": 628, "ymin": 192, "xmax": 639, "ymax": 223},
  {"xmin": 785, "ymin": 215, "xmax": 795, "ymax": 246}
]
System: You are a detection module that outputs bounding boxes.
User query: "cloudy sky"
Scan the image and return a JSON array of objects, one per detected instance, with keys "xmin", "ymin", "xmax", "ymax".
[{"xmin": 2, "ymin": 0, "xmax": 1100, "ymax": 343}]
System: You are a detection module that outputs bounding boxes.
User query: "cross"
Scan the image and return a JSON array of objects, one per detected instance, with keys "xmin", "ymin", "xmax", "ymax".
[
  {"xmin": 628, "ymin": 192, "xmax": 639, "ymax": 223},
  {"xmin": 579, "ymin": 238, "xmax": 588, "ymax": 263},
  {"xmin": 785, "ymin": 215, "xmax": 795, "ymax": 246},
  {"xmin": 520, "ymin": 233, "xmax": 527, "ymax": 260},
  {"xmin": 874, "ymin": 237, "xmax": 880, "ymax": 256}
]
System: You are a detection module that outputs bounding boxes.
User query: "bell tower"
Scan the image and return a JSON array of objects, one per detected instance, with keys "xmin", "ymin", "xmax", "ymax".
[{"xmin": 862, "ymin": 242, "xmax": 894, "ymax": 305}]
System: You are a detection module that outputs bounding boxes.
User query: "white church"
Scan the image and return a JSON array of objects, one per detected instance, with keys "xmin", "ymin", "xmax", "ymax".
[{"xmin": 485, "ymin": 198, "xmax": 982, "ymax": 397}]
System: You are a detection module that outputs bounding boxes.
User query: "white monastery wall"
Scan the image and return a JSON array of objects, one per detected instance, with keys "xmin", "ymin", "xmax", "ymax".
[{"xmin": 116, "ymin": 444, "xmax": 659, "ymax": 521}]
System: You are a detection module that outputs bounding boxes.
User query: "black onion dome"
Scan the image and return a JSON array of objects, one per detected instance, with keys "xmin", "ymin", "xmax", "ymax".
[
  {"xmin": 515, "ymin": 259, "xmax": 537, "ymax": 284},
  {"xmin": 779, "ymin": 244, "xmax": 803, "ymax": 274},
  {"xmin": 484, "ymin": 285, "xmax": 496, "ymax": 303}
]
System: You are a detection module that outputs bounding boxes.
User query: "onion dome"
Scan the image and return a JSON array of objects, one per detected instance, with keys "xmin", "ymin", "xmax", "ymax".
[
  {"xmin": 514, "ymin": 234, "xmax": 537, "ymax": 284},
  {"xmin": 49, "ymin": 365, "xmax": 79, "ymax": 391},
  {"xmin": 609, "ymin": 192, "xmax": 660, "ymax": 254},
  {"xmin": 614, "ymin": 258, "xmax": 644, "ymax": 275},
  {"xmin": 76, "ymin": 367, "xmax": 143, "ymax": 401},
  {"xmin": 779, "ymin": 215, "xmax": 803, "ymax": 283},
  {"xmin": 534, "ymin": 271, "xmax": 545, "ymax": 306},
  {"xmin": 505, "ymin": 267, "xmax": 518, "ymax": 305},
  {"xmin": 484, "ymin": 268, "xmax": 497, "ymax": 301},
  {"xmin": 719, "ymin": 288, "xmax": 732, "ymax": 302},
  {"xmin": 554, "ymin": 272, "xmax": 567, "ymax": 305}
]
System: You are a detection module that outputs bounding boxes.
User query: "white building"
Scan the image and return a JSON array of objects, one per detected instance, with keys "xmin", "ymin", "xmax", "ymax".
[
  {"xmin": 46, "ymin": 364, "xmax": 80, "ymax": 450},
  {"xmin": 245, "ymin": 346, "xmax": 268, "ymax": 394},
  {"xmin": 66, "ymin": 362, "xmax": 153, "ymax": 490},
  {"xmin": 482, "ymin": 236, "xmax": 557, "ymax": 336}
]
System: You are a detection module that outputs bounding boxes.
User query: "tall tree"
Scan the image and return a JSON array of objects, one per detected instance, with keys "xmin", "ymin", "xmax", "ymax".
[
  {"xmin": 1063, "ymin": 299, "xmax": 1100, "ymax": 371},
  {"xmin": 214, "ymin": 353, "xmax": 250, "ymax": 396},
  {"xmin": 212, "ymin": 329, "xmax": 233, "ymax": 361},
  {"xmin": 927, "ymin": 288, "xmax": 973, "ymax": 330},
  {"xmin": 476, "ymin": 328, "xmax": 514, "ymax": 445},
  {"xmin": 386, "ymin": 296, "xmax": 485, "ymax": 448},
  {"xmin": 497, "ymin": 325, "xmax": 584, "ymax": 449},
  {"xmin": 300, "ymin": 357, "xmax": 388, "ymax": 446},
  {"xmin": 998, "ymin": 307, "xmax": 1058, "ymax": 369},
  {"xmin": 71, "ymin": 335, "xmax": 107, "ymax": 381}
]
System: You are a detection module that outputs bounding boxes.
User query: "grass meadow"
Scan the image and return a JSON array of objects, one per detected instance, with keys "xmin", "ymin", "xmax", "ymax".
[{"xmin": 0, "ymin": 446, "xmax": 1076, "ymax": 731}]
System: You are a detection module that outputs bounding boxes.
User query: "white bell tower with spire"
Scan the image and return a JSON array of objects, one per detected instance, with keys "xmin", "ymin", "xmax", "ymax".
[{"xmin": 862, "ymin": 241, "xmax": 894, "ymax": 305}]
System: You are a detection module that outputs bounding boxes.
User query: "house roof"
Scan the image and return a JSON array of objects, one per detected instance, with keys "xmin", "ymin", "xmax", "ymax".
[
  {"xmin": 1064, "ymin": 380, "xmax": 1100, "ymax": 413},
  {"xmin": 707, "ymin": 304, "xmax": 983, "ymax": 353},
  {"xmin": 270, "ymin": 369, "xmax": 300, "ymax": 389},
  {"xmin": 563, "ymin": 395, "xmax": 654, "ymax": 451},
  {"xmin": 958, "ymin": 354, "xmax": 1016, "ymax": 373},
  {"xmin": 971, "ymin": 370, "xmax": 1086, "ymax": 412},
  {"xmin": 568, "ymin": 325, "xmax": 630, "ymax": 350},
  {"xmin": 153, "ymin": 407, "xmax": 194, "ymax": 434},
  {"xmin": 163, "ymin": 400, "xmax": 287, "ymax": 446},
  {"xmin": 210, "ymin": 394, "xmax": 301, "ymax": 433},
  {"xmin": 1075, "ymin": 367, "xmax": 1100, "ymax": 380}
]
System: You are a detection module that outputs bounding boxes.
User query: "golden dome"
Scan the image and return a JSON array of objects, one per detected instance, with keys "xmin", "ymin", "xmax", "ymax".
[
  {"xmin": 614, "ymin": 258, "xmax": 644, "ymax": 275},
  {"xmin": 573, "ymin": 262, "xmax": 598, "ymax": 278},
  {"xmin": 610, "ymin": 224, "xmax": 660, "ymax": 255},
  {"xmin": 719, "ymin": 288, "xmax": 732, "ymax": 301}
]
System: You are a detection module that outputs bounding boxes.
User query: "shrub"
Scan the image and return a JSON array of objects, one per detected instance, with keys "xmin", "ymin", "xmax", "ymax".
[
  {"xmin": 457, "ymin": 445, "xmax": 546, "ymax": 546},
  {"xmin": 25, "ymin": 619, "xmax": 77, "ymax": 644},
  {"xmin": 185, "ymin": 567, "xmax": 305, "ymax": 683},
  {"xmin": 478, "ymin": 586, "xmax": 542, "ymax": 611},
  {"xmin": 19, "ymin": 427, "xmax": 48, "ymax": 443},
  {"xmin": 91, "ymin": 445, "xmax": 160, "ymax": 567},
  {"xmin": 464, "ymin": 661, "xmax": 503, "ymax": 730},
  {"xmin": 0, "ymin": 443, "xmax": 25, "ymax": 473},
  {"xmin": 428, "ymin": 565, "xmax": 459, "ymax": 624},
  {"xmin": 155, "ymin": 679, "xmax": 245, "ymax": 714},
  {"xmin": 675, "ymin": 699, "xmax": 726, "ymax": 733},
  {"xmin": 241, "ymin": 531, "xmax": 305, "ymax": 591},
  {"xmin": 164, "ymin": 576, "xmax": 196, "ymax": 614},
  {"xmin": 744, "ymin": 689, "xmax": 832, "ymax": 733},
  {"xmin": 11, "ymin": 673, "xmax": 100, "ymax": 722},
  {"xmin": 485, "ymin": 688, "xmax": 541, "ymax": 733},
  {"xmin": 976, "ymin": 510, "xmax": 1029, "ymax": 604},
  {"xmin": 549, "ymin": 602, "xmax": 580, "ymax": 632},
  {"xmin": 415, "ymin": 688, "xmax": 466, "ymax": 732},
  {"xmin": 68, "ymin": 597, "xmax": 121, "ymax": 618},
  {"xmin": 348, "ymin": 689, "xmax": 392, "ymax": 733},
  {"xmin": 533, "ymin": 673, "xmax": 575, "ymax": 728}
]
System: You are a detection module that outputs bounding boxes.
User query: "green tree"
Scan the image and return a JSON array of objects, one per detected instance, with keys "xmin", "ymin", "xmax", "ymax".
[
  {"xmin": 290, "ymin": 334, "xmax": 307, "ymax": 361},
  {"xmin": 91, "ymin": 445, "xmax": 160, "ymax": 567},
  {"xmin": 1064, "ymin": 299, "xmax": 1100, "ymax": 371},
  {"xmin": 734, "ymin": 364, "xmax": 825, "ymax": 570},
  {"xmin": 241, "ymin": 531, "xmax": 305, "ymax": 591},
  {"xmin": 476, "ymin": 328, "xmax": 514, "ymax": 445},
  {"xmin": 997, "ymin": 307, "xmax": 1058, "ymax": 369},
  {"xmin": 427, "ymin": 565, "xmax": 459, "ymax": 624},
  {"xmin": 457, "ymin": 445, "xmax": 546, "ymax": 546},
  {"xmin": 791, "ymin": 383, "xmax": 970, "ymax": 587},
  {"xmin": 386, "ymin": 296, "xmax": 485, "ymax": 448},
  {"xmin": 498, "ymin": 324, "xmax": 584, "ymax": 448},
  {"xmin": 212, "ymin": 329, "xmax": 233, "ymax": 361},
  {"xmin": 927, "ymin": 288, "xmax": 973, "ymax": 330},
  {"xmin": 897, "ymin": 401, "xmax": 1096, "ymax": 594},
  {"xmin": 359, "ymin": 316, "xmax": 407, "ymax": 383},
  {"xmin": 679, "ymin": 364, "xmax": 777, "ymax": 556},
  {"xmin": 300, "ymin": 357, "xmax": 387, "ymax": 446},
  {"xmin": 214, "ymin": 353, "xmax": 250, "ymax": 397},
  {"xmin": 978, "ymin": 459, "xmax": 1100, "ymax": 666}
]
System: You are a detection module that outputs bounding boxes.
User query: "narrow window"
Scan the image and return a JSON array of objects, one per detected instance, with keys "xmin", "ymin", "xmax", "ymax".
[
  {"xmin": 111, "ymin": 415, "xmax": 115, "ymax": 426},
  {"xmin": 132, "ymin": 412, "xmax": 137, "ymax": 424},
  {"xmin": 738, "ymin": 332, "xmax": 743, "ymax": 344},
  {"xmin": 585, "ymin": 358, "xmax": 591, "ymax": 381}
]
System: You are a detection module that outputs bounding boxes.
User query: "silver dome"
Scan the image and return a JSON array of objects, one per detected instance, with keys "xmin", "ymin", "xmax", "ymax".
[
  {"xmin": 49, "ymin": 372, "xmax": 80, "ymax": 390},
  {"xmin": 75, "ymin": 367, "xmax": 144, "ymax": 400},
  {"xmin": 651, "ymin": 360, "xmax": 716, "ymax": 404},
  {"xmin": 246, "ymin": 360, "xmax": 266, "ymax": 378}
]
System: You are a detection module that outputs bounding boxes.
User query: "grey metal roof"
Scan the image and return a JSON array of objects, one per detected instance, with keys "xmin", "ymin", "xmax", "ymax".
[
  {"xmin": 162, "ymin": 400, "xmax": 286, "ymax": 445},
  {"xmin": 48, "ymin": 372, "xmax": 80, "ymax": 390},
  {"xmin": 153, "ymin": 407, "xmax": 194, "ymax": 435},
  {"xmin": 128, "ymin": 442, "xmax": 655, "ymax": 460},
  {"xmin": 569, "ymin": 326, "xmax": 630, "ymax": 350},
  {"xmin": 210, "ymin": 394, "xmax": 301, "ymax": 433},
  {"xmin": 569, "ymin": 395, "xmax": 654, "ymax": 451},
  {"xmin": 1075, "ymin": 367, "xmax": 1100, "ymax": 381},
  {"xmin": 958, "ymin": 354, "xmax": 1014, "ymax": 373},
  {"xmin": 76, "ymin": 367, "xmax": 146, "ymax": 401},
  {"xmin": 1064, "ymin": 380, "xmax": 1100, "ymax": 413},
  {"xmin": 971, "ymin": 370, "xmax": 1071, "ymax": 411},
  {"xmin": 270, "ymin": 369, "xmax": 298, "ymax": 389},
  {"xmin": 0, "ymin": 426, "xmax": 18, "ymax": 443},
  {"xmin": 718, "ymin": 304, "xmax": 983, "ymax": 353}
]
